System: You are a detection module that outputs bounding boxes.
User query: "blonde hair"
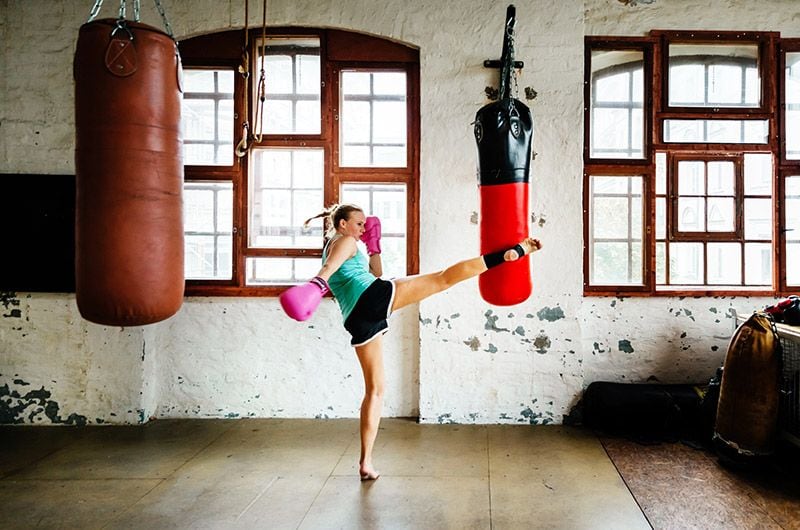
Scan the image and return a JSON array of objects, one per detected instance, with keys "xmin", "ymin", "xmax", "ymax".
[{"xmin": 303, "ymin": 204, "xmax": 363, "ymax": 238}]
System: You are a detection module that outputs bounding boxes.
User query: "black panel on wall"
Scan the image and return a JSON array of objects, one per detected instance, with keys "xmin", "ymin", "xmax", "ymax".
[{"xmin": 1, "ymin": 174, "xmax": 75, "ymax": 292}]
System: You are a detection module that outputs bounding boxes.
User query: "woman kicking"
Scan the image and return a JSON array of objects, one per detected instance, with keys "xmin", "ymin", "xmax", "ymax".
[{"xmin": 280, "ymin": 204, "xmax": 541, "ymax": 481}]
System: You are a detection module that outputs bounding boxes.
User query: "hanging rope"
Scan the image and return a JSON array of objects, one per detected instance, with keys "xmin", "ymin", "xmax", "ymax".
[
  {"xmin": 235, "ymin": 0, "xmax": 251, "ymax": 158},
  {"xmin": 252, "ymin": 0, "xmax": 268, "ymax": 144},
  {"xmin": 235, "ymin": 0, "xmax": 268, "ymax": 157}
]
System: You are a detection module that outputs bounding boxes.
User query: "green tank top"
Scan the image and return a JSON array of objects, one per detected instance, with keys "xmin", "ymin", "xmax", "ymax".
[{"xmin": 322, "ymin": 236, "xmax": 376, "ymax": 320}]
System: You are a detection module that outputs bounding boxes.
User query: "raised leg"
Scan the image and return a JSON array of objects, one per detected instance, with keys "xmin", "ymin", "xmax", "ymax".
[
  {"xmin": 391, "ymin": 237, "xmax": 540, "ymax": 313},
  {"xmin": 354, "ymin": 335, "xmax": 385, "ymax": 480}
]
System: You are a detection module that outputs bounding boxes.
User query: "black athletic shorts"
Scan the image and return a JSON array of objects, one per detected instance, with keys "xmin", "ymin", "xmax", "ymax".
[{"xmin": 343, "ymin": 278, "xmax": 396, "ymax": 346}]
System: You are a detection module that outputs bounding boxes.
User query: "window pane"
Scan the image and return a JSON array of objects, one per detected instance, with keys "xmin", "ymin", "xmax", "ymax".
[
  {"xmin": 678, "ymin": 197, "xmax": 705, "ymax": 231},
  {"xmin": 678, "ymin": 161, "xmax": 704, "ymax": 195},
  {"xmin": 656, "ymin": 242, "xmax": 666, "ymax": 284},
  {"xmin": 258, "ymin": 38, "xmax": 321, "ymax": 135},
  {"xmin": 707, "ymin": 198, "xmax": 734, "ymax": 232},
  {"xmin": 785, "ymin": 176, "xmax": 800, "ymax": 285},
  {"xmin": 341, "ymin": 183, "xmax": 407, "ymax": 278},
  {"xmin": 787, "ymin": 177, "xmax": 800, "ymax": 241},
  {"xmin": 668, "ymin": 43, "xmax": 759, "ymax": 108},
  {"xmin": 656, "ymin": 197, "xmax": 666, "ymax": 239},
  {"xmin": 656, "ymin": 152, "xmax": 667, "ymax": 195},
  {"xmin": 246, "ymin": 257, "xmax": 320, "ymax": 285},
  {"xmin": 663, "ymin": 120, "xmax": 768, "ymax": 144},
  {"xmin": 787, "ymin": 244, "xmax": 800, "ymax": 286},
  {"xmin": 589, "ymin": 49, "xmax": 644, "ymax": 159},
  {"xmin": 744, "ymin": 198, "xmax": 772, "ymax": 240},
  {"xmin": 184, "ymin": 182, "xmax": 233, "ymax": 280},
  {"xmin": 744, "ymin": 243, "xmax": 772, "ymax": 285},
  {"xmin": 341, "ymin": 71, "xmax": 408, "ymax": 168},
  {"xmin": 249, "ymin": 148, "xmax": 325, "ymax": 248},
  {"xmin": 707, "ymin": 243, "xmax": 741, "ymax": 284},
  {"xmin": 182, "ymin": 69, "xmax": 235, "ymax": 166},
  {"xmin": 707, "ymin": 161, "xmax": 734, "ymax": 196},
  {"xmin": 744, "ymin": 153, "xmax": 772, "ymax": 195},
  {"xmin": 786, "ymin": 53, "xmax": 800, "ymax": 159},
  {"xmin": 589, "ymin": 175, "xmax": 643, "ymax": 285},
  {"xmin": 669, "ymin": 242, "xmax": 704, "ymax": 284}
]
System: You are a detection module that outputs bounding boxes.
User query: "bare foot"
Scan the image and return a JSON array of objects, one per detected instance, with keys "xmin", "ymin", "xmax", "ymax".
[
  {"xmin": 359, "ymin": 464, "xmax": 380, "ymax": 481},
  {"xmin": 504, "ymin": 237, "xmax": 542, "ymax": 261}
]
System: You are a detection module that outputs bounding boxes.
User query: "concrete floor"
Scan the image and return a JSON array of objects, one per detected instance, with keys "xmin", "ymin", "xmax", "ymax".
[{"xmin": 0, "ymin": 419, "xmax": 650, "ymax": 529}]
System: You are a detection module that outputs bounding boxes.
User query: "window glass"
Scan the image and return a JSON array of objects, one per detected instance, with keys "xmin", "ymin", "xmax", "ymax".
[
  {"xmin": 249, "ymin": 148, "xmax": 325, "ymax": 248},
  {"xmin": 245, "ymin": 257, "xmax": 320, "ymax": 285},
  {"xmin": 589, "ymin": 176, "xmax": 643, "ymax": 285},
  {"xmin": 787, "ymin": 53, "xmax": 800, "ymax": 159},
  {"xmin": 257, "ymin": 37, "xmax": 321, "ymax": 135},
  {"xmin": 589, "ymin": 50, "xmax": 645, "ymax": 159},
  {"xmin": 707, "ymin": 243, "xmax": 742, "ymax": 284},
  {"xmin": 668, "ymin": 242, "xmax": 704, "ymax": 284},
  {"xmin": 182, "ymin": 69, "xmax": 235, "ymax": 166},
  {"xmin": 341, "ymin": 71, "xmax": 407, "ymax": 167},
  {"xmin": 341, "ymin": 183, "xmax": 408, "ymax": 278},
  {"xmin": 787, "ymin": 176, "xmax": 800, "ymax": 286},
  {"xmin": 668, "ymin": 43, "xmax": 759, "ymax": 107},
  {"xmin": 184, "ymin": 182, "xmax": 233, "ymax": 279},
  {"xmin": 663, "ymin": 119, "xmax": 768, "ymax": 144}
]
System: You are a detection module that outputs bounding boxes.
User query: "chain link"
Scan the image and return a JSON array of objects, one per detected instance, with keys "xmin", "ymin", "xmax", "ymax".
[
  {"xmin": 118, "ymin": 0, "xmax": 126, "ymax": 20},
  {"xmin": 153, "ymin": 0, "xmax": 174, "ymax": 38},
  {"xmin": 134, "ymin": 0, "xmax": 141, "ymax": 21},
  {"xmin": 87, "ymin": 0, "xmax": 104, "ymax": 22}
]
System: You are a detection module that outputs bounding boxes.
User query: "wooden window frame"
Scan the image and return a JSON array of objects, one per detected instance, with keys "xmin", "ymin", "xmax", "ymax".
[
  {"xmin": 179, "ymin": 28, "xmax": 420, "ymax": 297},
  {"xmin": 667, "ymin": 153, "xmax": 743, "ymax": 241},
  {"xmin": 583, "ymin": 37, "xmax": 655, "ymax": 166},
  {"xmin": 584, "ymin": 31, "xmax": 793, "ymax": 297}
]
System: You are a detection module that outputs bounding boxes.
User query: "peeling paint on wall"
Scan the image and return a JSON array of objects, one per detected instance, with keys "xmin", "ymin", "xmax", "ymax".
[
  {"xmin": 533, "ymin": 333, "xmax": 550, "ymax": 354},
  {"xmin": 536, "ymin": 306, "xmax": 565, "ymax": 322},
  {"xmin": 0, "ymin": 378, "xmax": 87, "ymax": 425},
  {"xmin": 484, "ymin": 310, "xmax": 510, "ymax": 332},
  {"xmin": 464, "ymin": 336, "xmax": 481, "ymax": 351},
  {"xmin": 618, "ymin": 339, "xmax": 634, "ymax": 353},
  {"xmin": 1, "ymin": 292, "xmax": 21, "ymax": 318}
]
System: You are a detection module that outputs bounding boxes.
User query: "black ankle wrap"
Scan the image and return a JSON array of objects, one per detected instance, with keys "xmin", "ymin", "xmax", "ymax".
[{"xmin": 483, "ymin": 244, "xmax": 526, "ymax": 269}]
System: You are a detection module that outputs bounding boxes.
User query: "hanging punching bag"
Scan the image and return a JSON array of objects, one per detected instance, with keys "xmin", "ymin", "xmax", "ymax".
[
  {"xmin": 475, "ymin": 5, "xmax": 533, "ymax": 306},
  {"xmin": 74, "ymin": 16, "xmax": 184, "ymax": 326}
]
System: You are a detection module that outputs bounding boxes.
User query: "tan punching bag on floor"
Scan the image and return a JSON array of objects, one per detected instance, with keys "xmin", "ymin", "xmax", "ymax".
[
  {"xmin": 714, "ymin": 312, "xmax": 781, "ymax": 457},
  {"xmin": 74, "ymin": 16, "xmax": 184, "ymax": 326}
]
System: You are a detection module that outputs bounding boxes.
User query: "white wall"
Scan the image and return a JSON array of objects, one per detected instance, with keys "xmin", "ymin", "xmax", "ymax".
[{"xmin": 1, "ymin": 0, "xmax": 794, "ymax": 425}]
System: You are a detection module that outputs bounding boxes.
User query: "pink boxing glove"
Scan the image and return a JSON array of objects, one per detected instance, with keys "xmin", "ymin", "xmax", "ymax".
[
  {"xmin": 362, "ymin": 216, "xmax": 382, "ymax": 256},
  {"xmin": 279, "ymin": 276, "xmax": 330, "ymax": 321}
]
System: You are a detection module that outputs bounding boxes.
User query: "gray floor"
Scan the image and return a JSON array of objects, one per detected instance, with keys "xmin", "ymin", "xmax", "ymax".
[{"xmin": 0, "ymin": 419, "xmax": 650, "ymax": 529}]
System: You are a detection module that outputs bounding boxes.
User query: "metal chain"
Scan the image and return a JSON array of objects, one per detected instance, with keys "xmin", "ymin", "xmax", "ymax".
[
  {"xmin": 118, "ymin": 0, "xmax": 126, "ymax": 19},
  {"xmin": 87, "ymin": 0, "xmax": 104, "ymax": 22},
  {"xmin": 153, "ymin": 0, "xmax": 175, "ymax": 38},
  {"xmin": 134, "ymin": 0, "xmax": 141, "ymax": 21}
]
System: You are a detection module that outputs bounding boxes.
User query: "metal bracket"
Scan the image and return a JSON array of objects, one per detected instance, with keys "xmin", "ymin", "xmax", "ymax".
[{"xmin": 483, "ymin": 59, "xmax": 524, "ymax": 69}]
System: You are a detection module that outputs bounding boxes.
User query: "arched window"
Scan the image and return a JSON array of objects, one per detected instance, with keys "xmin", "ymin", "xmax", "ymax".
[{"xmin": 179, "ymin": 28, "xmax": 420, "ymax": 295}]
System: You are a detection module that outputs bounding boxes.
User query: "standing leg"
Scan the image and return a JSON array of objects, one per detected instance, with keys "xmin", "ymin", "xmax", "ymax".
[
  {"xmin": 391, "ymin": 237, "xmax": 540, "ymax": 312},
  {"xmin": 354, "ymin": 335, "xmax": 385, "ymax": 480}
]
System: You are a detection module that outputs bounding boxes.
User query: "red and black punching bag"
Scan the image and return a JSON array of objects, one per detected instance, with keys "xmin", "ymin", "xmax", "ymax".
[
  {"xmin": 475, "ymin": 5, "xmax": 533, "ymax": 305},
  {"xmin": 74, "ymin": 17, "xmax": 184, "ymax": 326}
]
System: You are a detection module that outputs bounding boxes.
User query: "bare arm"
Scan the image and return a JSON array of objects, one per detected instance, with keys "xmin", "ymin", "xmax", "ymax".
[
  {"xmin": 369, "ymin": 254, "xmax": 382, "ymax": 277},
  {"xmin": 315, "ymin": 236, "xmax": 357, "ymax": 282}
]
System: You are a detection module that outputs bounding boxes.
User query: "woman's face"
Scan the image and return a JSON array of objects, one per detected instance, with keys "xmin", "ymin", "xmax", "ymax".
[{"xmin": 339, "ymin": 210, "xmax": 366, "ymax": 239}]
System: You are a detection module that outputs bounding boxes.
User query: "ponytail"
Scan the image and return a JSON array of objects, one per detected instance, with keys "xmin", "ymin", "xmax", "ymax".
[{"xmin": 303, "ymin": 204, "xmax": 363, "ymax": 238}]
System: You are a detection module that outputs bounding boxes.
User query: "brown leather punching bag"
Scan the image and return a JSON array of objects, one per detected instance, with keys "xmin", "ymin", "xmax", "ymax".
[
  {"xmin": 714, "ymin": 312, "xmax": 781, "ymax": 457},
  {"xmin": 74, "ymin": 18, "xmax": 184, "ymax": 326}
]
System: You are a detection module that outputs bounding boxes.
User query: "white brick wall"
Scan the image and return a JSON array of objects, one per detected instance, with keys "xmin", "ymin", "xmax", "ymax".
[{"xmin": 1, "ymin": 0, "xmax": 794, "ymax": 424}]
